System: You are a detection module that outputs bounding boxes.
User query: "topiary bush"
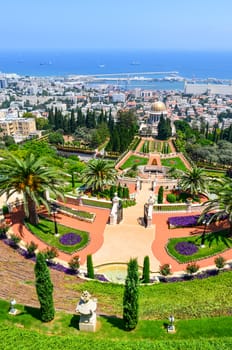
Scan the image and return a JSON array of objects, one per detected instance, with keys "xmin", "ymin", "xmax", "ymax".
[
  {"xmin": 157, "ymin": 186, "xmax": 164, "ymax": 204},
  {"xmin": 166, "ymin": 193, "xmax": 176, "ymax": 203},
  {"xmin": 87, "ymin": 254, "xmax": 94, "ymax": 279},
  {"xmin": 142, "ymin": 256, "xmax": 150, "ymax": 283}
]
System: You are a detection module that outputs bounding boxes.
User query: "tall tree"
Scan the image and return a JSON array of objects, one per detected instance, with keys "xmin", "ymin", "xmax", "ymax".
[
  {"xmin": 157, "ymin": 115, "xmax": 172, "ymax": 140},
  {"xmin": 86, "ymin": 254, "xmax": 94, "ymax": 279},
  {"xmin": 34, "ymin": 253, "xmax": 55, "ymax": 322},
  {"xmin": 179, "ymin": 166, "xmax": 208, "ymax": 197},
  {"xmin": 201, "ymin": 177, "xmax": 232, "ymax": 234},
  {"xmin": 81, "ymin": 159, "xmax": 117, "ymax": 193},
  {"xmin": 0, "ymin": 153, "xmax": 66, "ymax": 225},
  {"xmin": 123, "ymin": 258, "xmax": 139, "ymax": 331},
  {"xmin": 142, "ymin": 256, "xmax": 150, "ymax": 283}
]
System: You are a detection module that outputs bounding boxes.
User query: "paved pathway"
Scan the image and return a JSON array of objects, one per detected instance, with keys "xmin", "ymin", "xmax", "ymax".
[
  {"xmin": 93, "ymin": 182, "xmax": 160, "ymax": 271},
  {"xmin": 8, "ymin": 183, "xmax": 232, "ymax": 274}
]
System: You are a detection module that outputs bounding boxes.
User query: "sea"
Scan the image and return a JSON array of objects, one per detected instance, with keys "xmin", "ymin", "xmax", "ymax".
[{"xmin": 1, "ymin": 49, "xmax": 232, "ymax": 91}]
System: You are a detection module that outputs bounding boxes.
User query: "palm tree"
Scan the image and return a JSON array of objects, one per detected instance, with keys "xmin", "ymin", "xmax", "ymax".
[
  {"xmin": 0, "ymin": 153, "xmax": 66, "ymax": 225},
  {"xmin": 178, "ymin": 166, "xmax": 208, "ymax": 197},
  {"xmin": 201, "ymin": 177, "xmax": 232, "ymax": 234},
  {"xmin": 81, "ymin": 159, "xmax": 117, "ymax": 193}
]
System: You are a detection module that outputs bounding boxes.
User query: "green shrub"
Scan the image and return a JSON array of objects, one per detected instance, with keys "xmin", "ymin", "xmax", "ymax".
[
  {"xmin": 123, "ymin": 258, "xmax": 139, "ymax": 331},
  {"xmin": 10, "ymin": 234, "xmax": 21, "ymax": 247},
  {"xmin": 186, "ymin": 262, "xmax": 200, "ymax": 274},
  {"xmin": 142, "ymin": 256, "xmax": 150, "ymax": 283},
  {"xmin": 34, "ymin": 252, "xmax": 55, "ymax": 322},
  {"xmin": 87, "ymin": 254, "xmax": 94, "ymax": 279},
  {"xmin": 157, "ymin": 186, "xmax": 164, "ymax": 204},
  {"xmin": 26, "ymin": 241, "xmax": 38, "ymax": 257},
  {"xmin": 43, "ymin": 247, "xmax": 59, "ymax": 260},
  {"xmin": 215, "ymin": 256, "xmax": 226, "ymax": 269},
  {"xmin": 68, "ymin": 255, "xmax": 80, "ymax": 272},
  {"xmin": 2, "ymin": 205, "xmax": 9, "ymax": 215},
  {"xmin": 160, "ymin": 264, "xmax": 171, "ymax": 276},
  {"xmin": 166, "ymin": 193, "xmax": 176, "ymax": 203}
]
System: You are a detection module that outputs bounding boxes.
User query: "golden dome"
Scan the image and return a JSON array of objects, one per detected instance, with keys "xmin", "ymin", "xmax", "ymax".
[{"xmin": 151, "ymin": 101, "xmax": 167, "ymax": 112}]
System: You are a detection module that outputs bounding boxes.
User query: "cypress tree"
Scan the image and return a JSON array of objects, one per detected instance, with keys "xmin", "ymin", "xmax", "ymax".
[
  {"xmin": 158, "ymin": 186, "xmax": 164, "ymax": 204},
  {"xmin": 87, "ymin": 254, "xmax": 94, "ymax": 279},
  {"xmin": 142, "ymin": 256, "xmax": 150, "ymax": 283},
  {"xmin": 123, "ymin": 258, "xmax": 139, "ymax": 331},
  {"xmin": 34, "ymin": 253, "xmax": 55, "ymax": 322}
]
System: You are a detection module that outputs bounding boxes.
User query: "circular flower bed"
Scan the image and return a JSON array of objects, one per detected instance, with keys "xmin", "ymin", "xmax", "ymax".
[
  {"xmin": 59, "ymin": 232, "xmax": 82, "ymax": 246},
  {"xmin": 175, "ymin": 241, "xmax": 199, "ymax": 256}
]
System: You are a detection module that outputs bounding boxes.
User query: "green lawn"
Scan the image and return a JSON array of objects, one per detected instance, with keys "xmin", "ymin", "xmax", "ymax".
[
  {"xmin": 26, "ymin": 217, "xmax": 89, "ymax": 254},
  {"xmin": 166, "ymin": 230, "xmax": 232, "ymax": 263},
  {"xmin": 68, "ymin": 272, "xmax": 232, "ymax": 320},
  {"xmin": 161, "ymin": 157, "xmax": 187, "ymax": 171},
  {"xmin": 0, "ymin": 297, "xmax": 232, "ymax": 349},
  {"xmin": 120, "ymin": 155, "xmax": 149, "ymax": 170},
  {"xmin": 82, "ymin": 198, "xmax": 112, "ymax": 209}
]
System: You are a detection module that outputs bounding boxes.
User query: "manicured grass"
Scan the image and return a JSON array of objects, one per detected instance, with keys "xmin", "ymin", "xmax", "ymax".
[
  {"xmin": 161, "ymin": 157, "xmax": 187, "ymax": 171},
  {"xmin": 26, "ymin": 217, "xmax": 89, "ymax": 254},
  {"xmin": 58, "ymin": 204, "xmax": 95, "ymax": 220},
  {"xmin": 0, "ymin": 300, "xmax": 232, "ymax": 344},
  {"xmin": 166, "ymin": 230, "xmax": 232, "ymax": 263},
  {"xmin": 154, "ymin": 204, "xmax": 187, "ymax": 211},
  {"xmin": 82, "ymin": 198, "xmax": 112, "ymax": 209},
  {"xmin": 1, "ymin": 298, "xmax": 232, "ymax": 349},
  {"xmin": 203, "ymin": 169, "xmax": 226, "ymax": 178},
  {"xmin": 68, "ymin": 271, "xmax": 232, "ymax": 320},
  {"xmin": 120, "ymin": 155, "xmax": 149, "ymax": 170}
]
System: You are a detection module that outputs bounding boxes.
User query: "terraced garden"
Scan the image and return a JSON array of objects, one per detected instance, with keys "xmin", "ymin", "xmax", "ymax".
[
  {"xmin": 120, "ymin": 155, "xmax": 149, "ymax": 169},
  {"xmin": 139, "ymin": 140, "xmax": 172, "ymax": 154},
  {"xmin": 161, "ymin": 157, "xmax": 187, "ymax": 171}
]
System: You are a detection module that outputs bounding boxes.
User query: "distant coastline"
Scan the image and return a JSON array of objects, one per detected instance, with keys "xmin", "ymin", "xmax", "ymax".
[{"xmin": 1, "ymin": 49, "xmax": 232, "ymax": 91}]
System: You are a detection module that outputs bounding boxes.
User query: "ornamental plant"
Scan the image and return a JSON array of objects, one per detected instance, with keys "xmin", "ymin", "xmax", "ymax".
[
  {"xmin": 68, "ymin": 255, "xmax": 80, "ymax": 272},
  {"xmin": 9, "ymin": 234, "xmax": 21, "ymax": 248},
  {"xmin": 87, "ymin": 254, "xmax": 94, "ymax": 279},
  {"xmin": 158, "ymin": 186, "xmax": 164, "ymax": 204},
  {"xmin": 123, "ymin": 258, "xmax": 139, "ymax": 331},
  {"xmin": 214, "ymin": 256, "xmax": 226, "ymax": 269},
  {"xmin": 43, "ymin": 247, "xmax": 59, "ymax": 260},
  {"xmin": 26, "ymin": 241, "xmax": 38, "ymax": 257},
  {"xmin": 166, "ymin": 193, "xmax": 176, "ymax": 203},
  {"xmin": 186, "ymin": 262, "xmax": 200, "ymax": 274},
  {"xmin": 34, "ymin": 252, "xmax": 55, "ymax": 322},
  {"xmin": 142, "ymin": 256, "xmax": 150, "ymax": 283},
  {"xmin": 160, "ymin": 263, "xmax": 171, "ymax": 276},
  {"xmin": 175, "ymin": 241, "xmax": 199, "ymax": 256}
]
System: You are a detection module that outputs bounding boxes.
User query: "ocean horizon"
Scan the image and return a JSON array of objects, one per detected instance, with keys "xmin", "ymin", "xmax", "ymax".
[{"xmin": 1, "ymin": 49, "xmax": 232, "ymax": 91}]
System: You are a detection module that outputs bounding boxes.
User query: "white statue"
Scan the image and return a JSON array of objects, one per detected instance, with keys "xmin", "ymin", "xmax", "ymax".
[{"xmin": 76, "ymin": 291, "xmax": 97, "ymax": 326}]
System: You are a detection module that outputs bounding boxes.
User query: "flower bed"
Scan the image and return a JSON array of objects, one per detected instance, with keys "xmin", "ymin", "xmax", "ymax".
[
  {"xmin": 175, "ymin": 241, "xmax": 199, "ymax": 256},
  {"xmin": 59, "ymin": 232, "xmax": 82, "ymax": 246},
  {"xmin": 168, "ymin": 215, "xmax": 201, "ymax": 228},
  {"xmin": 168, "ymin": 213, "xmax": 228, "ymax": 228}
]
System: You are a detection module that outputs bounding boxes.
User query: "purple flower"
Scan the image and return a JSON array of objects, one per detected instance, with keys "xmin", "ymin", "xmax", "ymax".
[
  {"xmin": 59, "ymin": 232, "xmax": 82, "ymax": 246},
  {"xmin": 168, "ymin": 215, "xmax": 200, "ymax": 227},
  {"xmin": 175, "ymin": 241, "xmax": 199, "ymax": 255}
]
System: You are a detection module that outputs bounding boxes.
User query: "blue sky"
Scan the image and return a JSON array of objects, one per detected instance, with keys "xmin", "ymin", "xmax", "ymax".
[{"xmin": 1, "ymin": 0, "xmax": 232, "ymax": 50}]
